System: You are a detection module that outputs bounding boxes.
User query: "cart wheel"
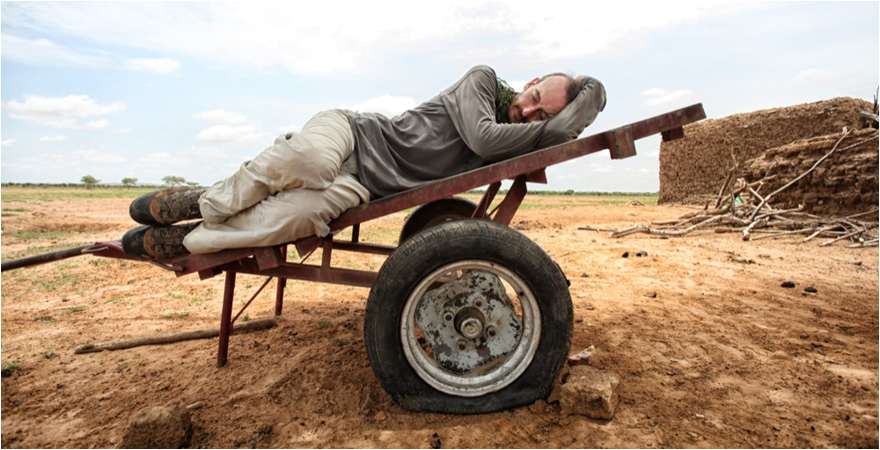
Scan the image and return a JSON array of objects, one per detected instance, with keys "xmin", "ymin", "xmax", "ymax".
[
  {"xmin": 366, "ymin": 219, "xmax": 572, "ymax": 413},
  {"xmin": 398, "ymin": 197, "xmax": 478, "ymax": 244}
]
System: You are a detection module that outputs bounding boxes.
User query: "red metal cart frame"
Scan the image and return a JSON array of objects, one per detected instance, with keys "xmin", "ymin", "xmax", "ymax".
[{"xmin": 2, "ymin": 103, "xmax": 706, "ymax": 371}]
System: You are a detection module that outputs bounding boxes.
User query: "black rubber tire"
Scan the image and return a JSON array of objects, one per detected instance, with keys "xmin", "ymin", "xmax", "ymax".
[
  {"xmin": 365, "ymin": 219, "xmax": 573, "ymax": 414},
  {"xmin": 397, "ymin": 197, "xmax": 478, "ymax": 244}
]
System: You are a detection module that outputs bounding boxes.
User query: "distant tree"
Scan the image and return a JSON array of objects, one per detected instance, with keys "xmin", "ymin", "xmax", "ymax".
[
  {"xmin": 81, "ymin": 175, "xmax": 100, "ymax": 189},
  {"xmin": 121, "ymin": 177, "xmax": 138, "ymax": 188},
  {"xmin": 162, "ymin": 175, "xmax": 186, "ymax": 187},
  {"xmin": 185, "ymin": 181, "xmax": 201, "ymax": 189}
]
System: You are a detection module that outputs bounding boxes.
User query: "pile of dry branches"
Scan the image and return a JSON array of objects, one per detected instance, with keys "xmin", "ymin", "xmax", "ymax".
[{"xmin": 612, "ymin": 129, "xmax": 879, "ymax": 248}]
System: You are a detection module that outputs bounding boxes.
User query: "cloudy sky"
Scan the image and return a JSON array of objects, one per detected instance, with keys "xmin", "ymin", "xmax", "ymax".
[{"xmin": 1, "ymin": 1, "xmax": 877, "ymax": 192}]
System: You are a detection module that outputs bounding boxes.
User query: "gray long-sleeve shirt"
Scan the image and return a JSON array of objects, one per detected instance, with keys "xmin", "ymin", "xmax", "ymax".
[{"xmin": 347, "ymin": 65, "xmax": 606, "ymax": 198}]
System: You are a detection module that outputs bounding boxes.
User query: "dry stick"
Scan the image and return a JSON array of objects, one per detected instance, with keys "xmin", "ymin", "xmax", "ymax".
[
  {"xmin": 755, "ymin": 205, "xmax": 804, "ymax": 222},
  {"xmin": 848, "ymin": 238, "xmax": 879, "ymax": 248},
  {"xmin": 577, "ymin": 226, "xmax": 616, "ymax": 232},
  {"xmin": 612, "ymin": 215, "xmax": 725, "ymax": 238},
  {"xmin": 804, "ymin": 226, "xmax": 834, "ymax": 242},
  {"xmin": 783, "ymin": 210, "xmax": 824, "ymax": 220},
  {"xmin": 742, "ymin": 217, "xmax": 769, "ymax": 241},
  {"xmin": 714, "ymin": 164, "xmax": 737, "ymax": 209},
  {"xmin": 751, "ymin": 228, "xmax": 813, "ymax": 240},
  {"xmin": 74, "ymin": 316, "xmax": 277, "ymax": 354},
  {"xmin": 819, "ymin": 229, "xmax": 862, "ymax": 247},
  {"xmin": 844, "ymin": 208, "xmax": 879, "ymax": 220},
  {"xmin": 760, "ymin": 161, "xmax": 778, "ymax": 185},
  {"xmin": 750, "ymin": 173, "xmax": 777, "ymax": 190},
  {"xmin": 651, "ymin": 206, "xmax": 730, "ymax": 226},
  {"xmin": 666, "ymin": 212, "xmax": 724, "ymax": 227},
  {"xmin": 843, "ymin": 219, "xmax": 868, "ymax": 238},
  {"xmin": 749, "ymin": 129, "xmax": 852, "ymax": 222},
  {"xmin": 747, "ymin": 186, "xmax": 765, "ymax": 209}
]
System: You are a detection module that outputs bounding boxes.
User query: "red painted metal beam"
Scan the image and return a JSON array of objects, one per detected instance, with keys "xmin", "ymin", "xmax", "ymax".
[
  {"xmin": 493, "ymin": 176, "xmax": 528, "ymax": 225},
  {"xmin": 330, "ymin": 241, "xmax": 396, "ymax": 256},
  {"xmin": 217, "ymin": 270, "xmax": 236, "ymax": 368},
  {"xmin": 227, "ymin": 259, "xmax": 377, "ymax": 288}
]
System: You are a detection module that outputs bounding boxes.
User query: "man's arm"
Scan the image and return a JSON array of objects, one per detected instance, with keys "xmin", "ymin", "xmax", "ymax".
[
  {"xmin": 440, "ymin": 66, "xmax": 548, "ymax": 161},
  {"xmin": 442, "ymin": 66, "xmax": 606, "ymax": 161},
  {"xmin": 534, "ymin": 76, "xmax": 606, "ymax": 148}
]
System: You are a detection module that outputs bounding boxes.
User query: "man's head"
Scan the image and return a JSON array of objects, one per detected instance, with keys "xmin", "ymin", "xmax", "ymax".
[{"xmin": 508, "ymin": 73, "xmax": 580, "ymax": 124}]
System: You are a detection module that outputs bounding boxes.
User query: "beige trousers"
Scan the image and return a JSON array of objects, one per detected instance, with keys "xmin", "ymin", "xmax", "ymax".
[{"xmin": 183, "ymin": 110, "xmax": 370, "ymax": 254}]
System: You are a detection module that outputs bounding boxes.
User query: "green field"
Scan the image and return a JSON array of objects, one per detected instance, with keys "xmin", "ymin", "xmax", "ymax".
[
  {"xmin": 1, "ymin": 185, "xmax": 658, "ymax": 204},
  {"xmin": 0, "ymin": 186, "xmax": 158, "ymax": 202}
]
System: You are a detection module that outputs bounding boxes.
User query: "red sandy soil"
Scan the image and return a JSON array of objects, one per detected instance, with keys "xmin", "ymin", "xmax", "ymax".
[{"xmin": 1, "ymin": 190, "xmax": 877, "ymax": 448}]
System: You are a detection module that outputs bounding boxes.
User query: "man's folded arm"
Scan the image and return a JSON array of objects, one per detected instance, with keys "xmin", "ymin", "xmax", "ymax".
[
  {"xmin": 441, "ymin": 68, "xmax": 547, "ymax": 162},
  {"xmin": 535, "ymin": 76, "xmax": 607, "ymax": 149}
]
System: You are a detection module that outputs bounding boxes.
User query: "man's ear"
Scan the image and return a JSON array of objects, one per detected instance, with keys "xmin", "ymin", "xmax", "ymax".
[{"xmin": 524, "ymin": 78, "xmax": 539, "ymax": 90}]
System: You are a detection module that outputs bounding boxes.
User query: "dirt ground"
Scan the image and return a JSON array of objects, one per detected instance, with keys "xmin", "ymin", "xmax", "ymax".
[{"xmin": 1, "ymin": 189, "xmax": 878, "ymax": 448}]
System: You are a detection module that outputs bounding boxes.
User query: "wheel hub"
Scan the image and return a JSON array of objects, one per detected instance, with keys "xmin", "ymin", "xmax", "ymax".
[
  {"xmin": 415, "ymin": 270, "xmax": 522, "ymax": 374},
  {"xmin": 455, "ymin": 307, "xmax": 484, "ymax": 339}
]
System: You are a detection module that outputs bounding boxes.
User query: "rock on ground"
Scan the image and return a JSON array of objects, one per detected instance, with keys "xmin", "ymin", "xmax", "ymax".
[
  {"xmin": 560, "ymin": 365, "xmax": 621, "ymax": 420},
  {"xmin": 118, "ymin": 405, "xmax": 193, "ymax": 449}
]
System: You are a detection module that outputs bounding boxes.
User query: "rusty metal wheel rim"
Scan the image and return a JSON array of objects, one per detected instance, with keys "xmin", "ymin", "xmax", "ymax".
[{"xmin": 400, "ymin": 260, "xmax": 541, "ymax": 397}]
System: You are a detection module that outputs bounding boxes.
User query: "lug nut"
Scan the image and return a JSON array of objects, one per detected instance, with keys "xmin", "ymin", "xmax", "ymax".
[
  {"xmin": 474, "ymin": 298, "xmax": 483, "ymax": 308},
  {"xmin": 457, "ymin": 340, "xmax": 467, "ymax": 350},
  {"xmin": 487, "ymin": 326, "xmax": 497, "ymax": 337},
  {"xmin": 443, "ymin": 311, "xmax": 454, "ymax": 321},
  {"xmin": 458, "ymin": 316, "xmax": 483, "ymax": 339}
]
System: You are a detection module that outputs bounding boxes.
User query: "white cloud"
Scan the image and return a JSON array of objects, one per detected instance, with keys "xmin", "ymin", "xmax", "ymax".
[
  {"xmin": 84, "ymin": 119, "xmax": 110, "ymax": 129},
  {"xmin": 193, "ymin": 109, "xmax": 248, "ymax": 124},
  {"xmin": 588, "ymin": 163, "xmax": 614, "ymax": 173},
  {"xmin": 341, "ymin": 95, "xmax": 418, "ymax": 119},
  {"xmin": 0, "ymin": 2, "xmax": 751, "ymax": 76},
  {"xmin": 184, "ymin": 146, "xmax": 229, "ymax": 159},
  {"xmin": 116, "ymin": 128, "xmax": 133, "ymax": 134},
  {"xmin": 0, "ymin": 33, "xmax": 106, "ymax": 67},
  {"xmin": 1, "ymin": 139, "xmax": 17, "ymax": 146},
  {"xmin": 72, "ymin": 149, "xmax": 127, "ymax": 162},
  {"xmin": 640, "ymin": 88, "xmax": 696, "ymax": 106},
  {"xmin": 788, "ymin": 68, "xmax": 840, "ymax": 88},
  {"xmin": 195, "ymin": 124, "xmax": 265, "ymax": 143},
  {"xmin": 125, "ymin": 57, "xmax": 180, "ymax": 75},
  {"xmin": 505, "ymin": 80, "xmax": 531, "ymax": 92},
  {"xmin": 278, "ymin": 123, "xmax": 301, "ymax": 134},
  {"xmin": 137, "ymin": 152, "xmax": 189, "ymax": 167},
  {"xmin": 2, "ymin": 95, "xmax": 126, "ymax": 129},
  {"xmin": 39, "ymin": 135, "xmax": 70, "ymax": 142}
]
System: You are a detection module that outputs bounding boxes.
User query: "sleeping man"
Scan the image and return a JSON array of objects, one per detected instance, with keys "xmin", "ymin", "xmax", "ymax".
[{"xmin": 122, "ymin": 65, "xmax": 606, "ymax": 260}]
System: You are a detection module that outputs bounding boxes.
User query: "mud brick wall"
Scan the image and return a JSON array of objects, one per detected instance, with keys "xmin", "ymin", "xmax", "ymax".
[
  {"xmin": 659, "ymin": 97, "xmax": 874, "ymax": 205},
  {"xmin": 742, "ymin": 128, "xmax": 878, "ymax": 217}
]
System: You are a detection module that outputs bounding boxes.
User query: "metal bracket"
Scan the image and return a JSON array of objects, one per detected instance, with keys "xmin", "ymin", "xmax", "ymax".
[{"xmin": 607, "ymin": 126, "xmax": 637, "ymax": 160}]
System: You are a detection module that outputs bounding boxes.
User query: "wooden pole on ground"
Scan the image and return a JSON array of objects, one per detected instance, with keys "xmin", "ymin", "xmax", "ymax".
[{"xmin": 74, "ymin": 316, "xmax": 276, "ymax": 354}]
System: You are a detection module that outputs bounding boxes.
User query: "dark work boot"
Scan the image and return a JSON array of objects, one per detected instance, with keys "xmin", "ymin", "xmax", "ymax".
[
  {"xmin": 121, "ymin": 222, "xmax": 201, "ymax": 260},
  {"xmin": 129, "ymin": 188, "xmax": 205, "ymax": 227}
]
